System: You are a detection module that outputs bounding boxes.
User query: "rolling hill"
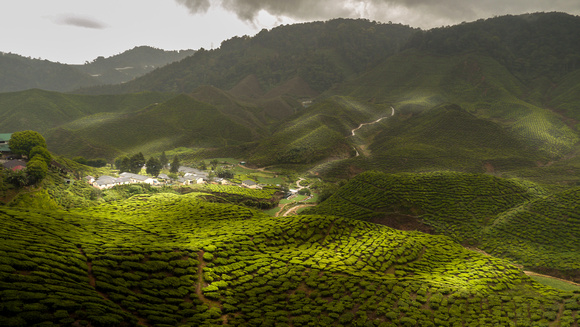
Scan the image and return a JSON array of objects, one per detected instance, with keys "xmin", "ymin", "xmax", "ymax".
[
  {"xmin": 0, "ymin": 89, "xmax": 173, "ymax": 134},
  {"xmin": 76, "ymin": 19, "xmax": 417, "ymax": 95},
  {"xmin": 1, "ymin": 192, "xmax": 578, "ymax": 326},
  {"xmin": 0, "ymin": 46, "xmax": 194, "ymax": 92},
  {"xmin": 307, "ymin": 170, "xmax": 580, "ymax": 281},
  {"xmin": 0, "ymin": 53, "xmax": 97, "ymax": 93},
  {"xmin": 248, "ymin": 95, "xmax": 391, "ymax": 167},
  {"xmin": 74, "ymin": 46, "xmax": 195, "ymax": 86},
  {"xmin": 2, "ymin": 12, "xmax": 580, "ymax": 327},
  {"xmin": 45, "ymin": 94, "xmax": 262, "ymax": 160}
]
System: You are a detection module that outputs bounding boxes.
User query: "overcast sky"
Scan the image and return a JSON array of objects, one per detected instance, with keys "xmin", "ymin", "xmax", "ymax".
[{"xmin": 1, "ymin": 0, "xmax": 579, "ymax": 64}]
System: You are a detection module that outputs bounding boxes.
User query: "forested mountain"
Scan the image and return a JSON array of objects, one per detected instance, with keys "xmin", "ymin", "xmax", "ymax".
[
  {"xmin": 407, "ymin": 12, "xmax": 580, "ymax": 85},
  {"xmin": 0, "ymin": 46, "xmax": 194, "ymax": 92},
  {"xmin": 74, "ymin": 46, "xmax": 195, "ymax": 85},
  {"xmin": 76, "ymin": 19, "xmax": 417, "ymax": 94},
  {"xmin": 0, "ymin": 53, "xmax": 97, "ymax": 93}
]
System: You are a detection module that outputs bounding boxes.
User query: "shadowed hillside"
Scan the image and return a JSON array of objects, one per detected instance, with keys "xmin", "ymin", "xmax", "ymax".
[
  {"xmin": 0, "ymin": 89, "xmax": 173, "ymax": 134},
  {"xmin": 75, "ymin": 46, "xmax": 195, "ymax": 86},
  {"xmin": 249, "ymin": 96, "xmax": 390, "ymax": 167},
  {"xmin": 45, "ymin": 94, "xmax": 260, "ymax": 160},
  {"xmin": 0, "ymin": 53, "xmax": 97, "ymax": 92},
  {"xmin": 76, "ymin": 19, "xmax": 416, "ymax": 95},
  {"xmin": 0, "ymin": 47, "xmax": 194, "ymax": 92}
]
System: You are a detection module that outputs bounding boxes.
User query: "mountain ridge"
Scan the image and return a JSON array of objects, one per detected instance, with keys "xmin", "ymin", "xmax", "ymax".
[{"xmin": 0, "ymin": 46, "xmax": 194, "ymax": 93}]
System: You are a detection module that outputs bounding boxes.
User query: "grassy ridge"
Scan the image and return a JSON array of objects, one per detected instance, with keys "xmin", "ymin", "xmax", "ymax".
[
  {"xmin": 308, "ymin": 170, "xmax": 580, "ymax": 280},
  {"xmin": 46, "ymin": 94, "xmax": 258, "ymax": 160},
  {"xmin": 367, "ymin": 103, "xmax": 543, "ymax": 172},
  {"xmin": 315, "ymin": 103, "xmax": 547, "ymax": 179},
  {"xmin": 339, "ymin": 52, "xmax": 579, "ymax": 159},
  {"xmin": 0, "ymin": 89, "xmax": 173, "ymax": 134},
  {"xmin": 249, "ymin": 96, "xmax": 389, "ymax": 166},
  {"xmin": 1, "ymin": 193, "xmax": 578, "ymax": 326},
  {"xmin": 483, "ymin": 187, "xmax": 580, "ymax": 275}
]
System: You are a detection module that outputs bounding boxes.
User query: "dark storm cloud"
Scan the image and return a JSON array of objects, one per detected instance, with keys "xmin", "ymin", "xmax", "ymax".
[
  {"xmin": 54, "ymin": 14, "xmax": 107, "ymax": 29},
  {"xmin": 175, "ymin": 0, "xmax": 211, "ymax": 14},
  {"xmin": 176, "ymin": 0, "xmax": 580, "ymax": 27}
]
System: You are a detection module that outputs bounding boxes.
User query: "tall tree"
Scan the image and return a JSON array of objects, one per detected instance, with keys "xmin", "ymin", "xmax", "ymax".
[
  {"xmin": 9, "ymin": 130, "xmax": 47, "ymax": 158},
  {"xmin": 159, "ymin": 151, "xmax": 169, "ymax": 168},
  {"xmin": 146, "ymin": 157, "xmax": 162, "ymax": 177},
  {"xmin": 198, "ymin": 161, "xmax": 207, "ymax": 171},
  {"xmin": 26, "ymin": 156, "xmax": 48, "ymax": 184},
  {"xmin": 170, "ymin": 156, "xmax": 180, "ymax": 174},
  {"xmin": 117, "ymin": 156, "xmax": 131, "ymax": 173},
  {"xmin": 29, "ymin": 146, "xmax": 52, "ymax": 165},
  {"xmin": 129, "ymin": 152, "xmax": 145, "ymax": 174},
  {"xmin": 210, "ymin": 159, "xmax": 219, "ymax": 170}
]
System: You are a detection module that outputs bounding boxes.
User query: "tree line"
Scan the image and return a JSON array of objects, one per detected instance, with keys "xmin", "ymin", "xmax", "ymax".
[{"xmin": 2, "ymin": 130, "xmax": 53, "ymax": 187}]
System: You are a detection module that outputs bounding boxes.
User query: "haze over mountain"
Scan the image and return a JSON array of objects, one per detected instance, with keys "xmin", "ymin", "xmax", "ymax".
[{"xmin": 0, "ymin": 46, "xmax": 194, "ymax": 93}]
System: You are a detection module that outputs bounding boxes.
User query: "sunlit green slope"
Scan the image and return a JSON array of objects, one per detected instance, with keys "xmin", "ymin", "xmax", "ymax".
[
  {"xmin": 482, "ymin": 187, "xmax": 580, "ymax": 279},
  {"xmin": 337, "ymin": 52, "xmax": 579, "ymax": 159},
  {"xmin": 1, "ymin": 193, "xmax": 578, "ymax": 326},
  {"xmin": 314, "ymin": 103, "xmax": 548, "ymax": 179},
  {"xmin": 249, "ymin": 96, "xmax": 390, "ymax": 166},
  {"xmin": 307, "ymin": 170, "xmax": 580, "ymax": 281},
  {"xmin": 366, "ymin": 103, "xmax": 544, "ymax": 172},
  {"xmin": 0, "ymin": 89, "xmax": 173, "ymax": 134},
  {"xmin": 45, "ymin": 94, "xmax": 260, "ymax": 160}
]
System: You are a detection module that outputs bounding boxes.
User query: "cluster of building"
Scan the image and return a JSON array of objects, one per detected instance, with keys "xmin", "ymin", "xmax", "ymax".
[
  {"xmin": 0, "ymin": 133, "xmax": 27, "ymax": 172},
  {"xmin": 88, "ymin": 166, "xmax": 260, "ymax": 190},
  {"xmin": 0, "ymin": 133, "xmax": 11, "ymax": 158}
]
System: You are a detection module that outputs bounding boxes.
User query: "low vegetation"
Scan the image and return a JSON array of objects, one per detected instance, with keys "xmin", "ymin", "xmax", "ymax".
[
  {"xmin": 307, "ymin": 171, "xmax": 580, "ymax": 282},
  {"xmin": 1, "ymin": 193, "xmax": 579, "ymax": 326}
]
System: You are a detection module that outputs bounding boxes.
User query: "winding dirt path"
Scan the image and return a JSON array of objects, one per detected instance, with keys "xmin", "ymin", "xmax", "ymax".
[
  {"xmin": 467, "ymin": 247, "xmax": 580, "ymax": 288},
  {"xmin": 524, "ymin": 271, "xmax": 580, "ymax": 287},
  {"xmin": 351, "ymin": 107, "xmax": 395, "ymax": 137},
  {"xmin": 350, "ymin": 107, "xmax": 395, "ymax": 157},
  {"xmin": 283, "ymin": 204, "xmax": 316, "ymax": 216}
]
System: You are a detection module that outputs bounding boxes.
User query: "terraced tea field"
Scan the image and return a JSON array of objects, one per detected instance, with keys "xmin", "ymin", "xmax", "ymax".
[
  {"xmin": 1, "ymin": 192, "xmax": 579, "ymax": 326},
  {"xmin": 308, "ymin": 171, "xmax": 580, "ymax": 282}
]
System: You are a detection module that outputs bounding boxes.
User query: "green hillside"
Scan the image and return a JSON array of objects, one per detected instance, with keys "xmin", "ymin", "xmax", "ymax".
[
  {"xmin": 1, "ymin": 192, "xmax": 578, "ymax": 326},
  {"xmin": 482, "ymin": 187, "xmax": 580, "ymax": 279},
  {"xmin": 338, "ymin": 51, "xmax": 579, "ymax": 159},
  {"xmin": 548, "ymin": 69, "xmax": 580, "ymax": 131},
  {"xmin": 45, "ymin": 94, "xmax": 260, "ymax": 160},
  {"xmin": 0, "ymin": 53, "xmax": 97, "ymax": 92},
  {"xmin": 249, "ymin": 96, "xmax": 390, "ymax": 166},
  {"xmin": 77, "ymin": 19, "xmax": 416, "ymax": 95},
  {"xmin": 75, "ymin": 46, "xmax": 195, "ymax": 86},
  {"xmin": 0, "ymin": 89, "xmax": 173, "ymax": 134},
  {"xmin": 0, "ymin": 47, "xmax": 194, "ymax": 92},
  {"xmin": 307, "ymin": 170, "xmax": 580, "ymax": 281},
  {"xmin": 365, "ymin": 103, "xmax": 545, "ymax": 173},
  {"xmin": 407, "ymin": 12, "xmax": 580, "ymax": 84}
]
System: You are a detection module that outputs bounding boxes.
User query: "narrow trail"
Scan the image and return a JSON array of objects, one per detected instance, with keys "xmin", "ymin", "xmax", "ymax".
[
  {"xmin": 275, "ymin": 178, "xmax": 313, "ymax": 217},
  {"xmin": 350, "ymin": 107, "xmax": 395, "ymax": 157},
  {"xmin": 467, "ymin": 247, "xmax": 580, "ymax": 288},
  {"xmin": 524, "ymin": 271, "xmax": 580, "ymax": 287},
  {"xmin": 283, "ymin": 204, "xmax": 316, "ymax": 216},
  {"xmin": 350, "ymin": 107, "xmax": 395, "ymax": 137}
]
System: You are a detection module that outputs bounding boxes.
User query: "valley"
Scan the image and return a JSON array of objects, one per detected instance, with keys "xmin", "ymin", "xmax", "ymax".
[{"xmin": 1, "ymin": 12, "xmax": 580, "ymax": 327}]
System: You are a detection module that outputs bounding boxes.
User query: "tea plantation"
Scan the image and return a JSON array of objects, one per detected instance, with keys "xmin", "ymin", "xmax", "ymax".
[
  {"xmin": 1, "ymin": 192, "xmax": 579, "ymax": 326},
  {"xmin": 308, "ymin": 171, "xmax": 580, "ymax": 281}
]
